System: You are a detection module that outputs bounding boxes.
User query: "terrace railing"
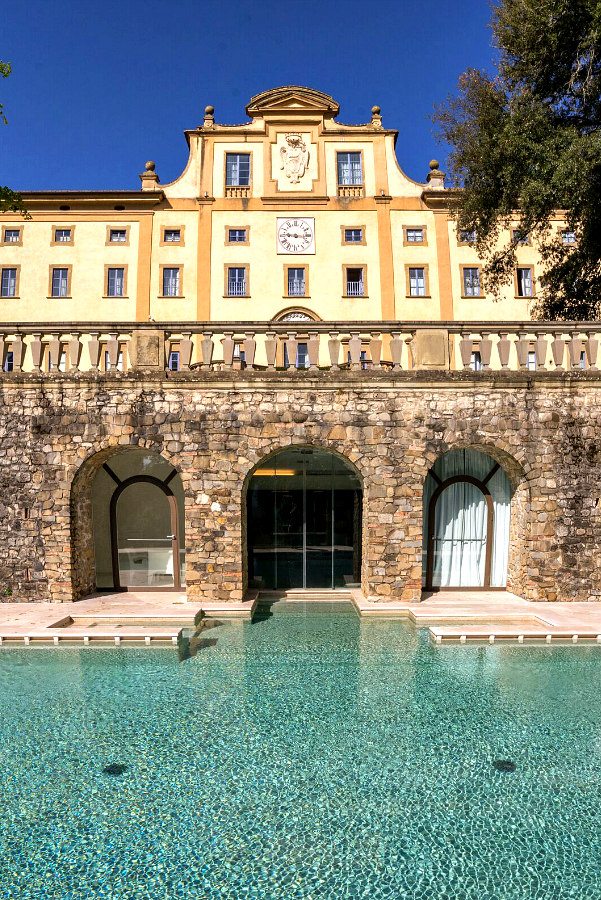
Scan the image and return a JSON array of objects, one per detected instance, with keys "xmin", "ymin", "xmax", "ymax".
[{"xmin": 0, "ymin": 321, "xmax": 599, "ymax": 375}]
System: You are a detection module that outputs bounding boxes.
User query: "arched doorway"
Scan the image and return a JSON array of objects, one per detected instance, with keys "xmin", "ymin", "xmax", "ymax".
[
  {"xmin": 91, "ymin": 450, "xmax": 185, "ymax": 590},
  {"xmin": 423, "ymin": 449, "xmax": 511, "ymax": 590},
  {"xmin": 247, "ymin": 447, "xmax": 362, "ymax": 590}
]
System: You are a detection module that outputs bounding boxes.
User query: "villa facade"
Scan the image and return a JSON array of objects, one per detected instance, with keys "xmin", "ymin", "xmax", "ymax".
[{"xmin": 1, "ymin": 86, "xmax": 599, "ymax": 607}]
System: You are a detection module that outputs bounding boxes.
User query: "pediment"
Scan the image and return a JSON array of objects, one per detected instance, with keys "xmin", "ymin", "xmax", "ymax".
[{"xmin": 246, "ymin": 86, "xmax": 340, "ymax": 117}]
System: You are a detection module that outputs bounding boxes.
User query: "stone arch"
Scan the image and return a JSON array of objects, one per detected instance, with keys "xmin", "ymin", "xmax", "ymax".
[
  {"xmin": 271, "ymin": 307, "xmax": 322, "ymax": 322},
  {"xmin": 70, "ymin": 444, "xmax": 184, "ymax": 599},
  {"xmin": 242, "ymin": 443, "xmax": 365, "ymax": 593}
]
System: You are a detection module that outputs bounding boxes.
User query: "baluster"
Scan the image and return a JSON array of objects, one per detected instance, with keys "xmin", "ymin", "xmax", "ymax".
[
  {"xmin": 585, "ymin": 330, "xmax": 598, "ymax": 370},
  {"xmin": 390, "ymin": 331, "xmax": 403, "ymax": 369},
  {"xmin": 11, "ymin": 335, "xmax": 24, "ymax": 372},
  {"xmin": 369, "ymin": 332, "xmax": 382, "ymax": 368},
  {"xmin": 307, "ymin": 332, "xmax": 320, "ymax": 370},
  {"xmin": 179, "ymin": 332, "xmax": 193, "ymax": 370},
  {"xmin": 480, "ymin": 332, "xmax": 492, "ymax": 369},
  {"xmin": 31, "ymin": 333, "xmax": 43, "ymax": 372},
  {"xmin": 328, "ymin": 332, "xmax": 341, "ymax": 370},
  {"xmin": 264, "ymin": 330, "xmax": 277, "ymax": 370},
  {"xmin": 107, "ymin": 332, "xmax": 119, "ymax": 370},
  {"xmin": 88, "ymin": 332, "xmax": 101, "ymax": 370},
  {"xmin": 535, "ymin": 331, "xmax": 547, "ymax": 371},
  {"xmin": 200, "ymin": 331, "xmax": 214, "ymax": 368},
  {"xmin": 405, "ymin": 333, "xmax": 415, "ymax": 368},
  {"xmin": 68, "ymin": 332, "xmax": 81, "ymax": 371},
  {"xmin": 551, "ymin": 331, "xmax": 565, "ymax": 369},
  {"xmin": 243, "ymin": 331, "xmax": 256, "ymax": 369},
  {"xmin": 221, "ymin": 332, "xmax": 235, "ymax": 369},
  {"xmin": 569, "ymin": 330, "xmax": 583, "ymax": 368},
  {"xmin": 48, "ymin": 333, "xmax": 61, "ymax": 371},
  {"xmin": 459, "ymin": 331, "xmax": 473, "ymax": 369},
  {"xmin": 497, "ymin": 332, "xmax": 510, "ymax": 368},
  {"xmin": 516, "ymin": 331, "xmax": 529, "ymax": 369},
  {"xmin": 285, "ymin": 332, "xmax": 298, "ymax": 369},
  {"xmin": 348, "ymin": 331, "xmax": 362, "ymax": 370}
]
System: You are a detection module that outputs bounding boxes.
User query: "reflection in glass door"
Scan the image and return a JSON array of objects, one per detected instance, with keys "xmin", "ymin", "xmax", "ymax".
[{"xmin": 247, "ymin": 448, "xmax": 362, "ymax": 590}]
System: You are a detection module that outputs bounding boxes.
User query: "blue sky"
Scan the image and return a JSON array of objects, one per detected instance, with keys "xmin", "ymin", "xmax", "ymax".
[{"xmin": 1, "ymin": 0, "xmax": 495, "ymax": 190}]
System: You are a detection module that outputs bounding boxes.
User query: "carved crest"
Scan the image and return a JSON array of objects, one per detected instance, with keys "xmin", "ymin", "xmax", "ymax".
[{"xmin": 279, "ymin": 133, "xmax": 309, "ymax": 184}]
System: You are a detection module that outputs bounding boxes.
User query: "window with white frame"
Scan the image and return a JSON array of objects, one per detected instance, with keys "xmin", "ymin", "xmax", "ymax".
[
  {"xmin": 228, "ymin": 228, "xmax": 247, "ymax": 243},
  {"xmin": 107, "ymin": 267, "xmax": 125, "ymax": 297},
  {"xmin": 227, "ymin": 267, "xmax": 246, "ymax": 296},
  {"xmin": 1, "ymin": 268, "xmax": 17, "ymax": 298},
  {"xmin": 226, "ymin": 153, "xmax": 251, "ymax": 187},
  {"xmin": 109, "ymin": 229, "xmax": 127, "ymax": 243},
  {"xmin": 346, "ymin": 267, "xmax": 364, "ymax": 296},
  {"xmin": 408, "ymin": 267, "xmax": 426, "ymax": 297},
  {"xmin": 51, "ymin": 268, "xmax": 69, "ymax": 297},
  {"xmin": 527, "ymin": 350, "xmax": 537, "ymax": 371},
  {"xmin": 54, "ymin": 228, "xmax": 72, "ymax": 243},
  {"xmin": 405, "ymin": 227, "xmax": 424, "ymax": 243},
  {"xmin": 516, "ymin": 267, "xmax": 533, "ymax": 297},
  {"xmin": 287, "ymin": 267, "xmax": 306, "ymax": 296},
  {"xmin": 163, "ymin": 229, "xmax": 181, "ymax": 243},
  {"xmin": 462, "ymin": 267, "xmax": 481, "ymax": 297},
  {"xmin": 3, "ymin": 351, "xmax": 14, "ymax": 372},
  {"xmin": 337, "ymin": 152, "xmax": 363, "ymax": 186},
  {"xmin": 162, "ymin": 267, "xmax": 181, "ymax": 297},
  {"xmin": 3, "ymin": 229, "xmax": 20, "ymax": 243},
  {"xmin": 104, "ymin": 350, "xmax": 124, "ymax": 371},
  {"xmin": 459, "ymin": 228, "xmax": 477, "ymax": 244},
  {"xmin": 512, "ymin": 228, "xmax": 530, "ymax": 245},
  {"xmin": 344, "ymin": 227, "xmax": 363, "ymax": 243},
  {"xmin": 470, "ymin": 351, "xmax": 482, "ymax": 371},
  {"xmin": 562, "ymin": 230, "xmax": 576, "ymax": 245},
  {"xmin": 167, "ymin": 350, "xmax": 180, "ymax": 371}
]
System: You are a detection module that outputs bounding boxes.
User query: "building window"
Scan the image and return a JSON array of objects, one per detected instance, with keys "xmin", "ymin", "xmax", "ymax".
[
  {"xmin": 471, "ymin": 351, "xmax": 482, "ymax": 371},
  {"xmin": 51, "ymin": 267, "xmax": 69, "ymax": 297},
  {"xmin": 107, "ymin": 267, "xmax": 125, "ymax": 297},
  {"xmin": 527, "ymin": 350, "xmax": 537, "ymax": 371},
  {"xmin": 516, "ymin": 267, "xmax": 534, "ymax": 297},
  {"xmin": 162, "ymin": 267, "xmax": 181, "ymax": 297},
  {"xmin": 167, "ymin": 350, "xmax": 180, "ymax": 371},
  {"xmin": 109, "ymin": 229, "xmax": 128, "ymax": 243},
  {"xmin": 459, "ymin": 228, "xmax": 477, "ymax": 244},
  {"xmin": 404, "ymin": 227, "xmax": 425, "ymax": 244},
  {"xmin": 462, "ymin": 267, "xmax": 482, "ymax": 297},
  {"xmin": 3, "ymin": 228, "xmax": 21, "ymax": 244},
  {"xmin": 287, "ymin": 267, "xmax": 306, "ymax": 297},
  {"xmin": 54, "ymin": 228, "xmax": 72, "ymax": 243},
  {"xmin": 343, "ymin": 227, "xmax": 363, "ymax": 244},
  {"xmin": 345, "ymin": 267, "xmax": 365, "ymax": 297},
  {"xmin": 3, "ymin": 351, "xmax": 14, "ymax": 372},
  {"xmin": 337, "ymin": 152, "xmax": 363, "ymax": 186},
  {"xmin": 163, "ymin": 229, "xmax": 181, "ymax": 243},
  {"xmin": 226, "ymin": 153, "xmax": 251, "ymax": 187},
  {"xmin": 562, "ymin": 230, "xmax": 576, "ymax": 245},
  {"xmin": 1, "ymin": 268, "xmax": 18, "ymax": 298},
  {"xmin": 408, "ymin": 266, "xmax": 427, "ymax": 297},
  {"xmin": 104, "ymin": 350, "xmax": 124, "ymax": 372},
  {"xmin": 227, "ymin": 267, "xmax": 247, "ymax": 296},
  {"xmin": 512, "ymin": 228, "xmax": 530, "ymax": 245},
  {"xmin": 228, "ymin": 228, "xmax": 248, "ymax": 243}
]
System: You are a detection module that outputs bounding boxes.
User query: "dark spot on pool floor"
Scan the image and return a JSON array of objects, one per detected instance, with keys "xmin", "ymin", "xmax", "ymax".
[
  {"xmin": 493, "ymin": 759, "xmax": 517, "ymax": 773},
  {"xmin": 103, "ymin": 763, "xmax": 128, "ymax": 776}
]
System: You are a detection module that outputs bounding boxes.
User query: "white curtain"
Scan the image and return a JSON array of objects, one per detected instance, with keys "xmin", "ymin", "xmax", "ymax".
[{"xmin": 422, "ymin": 450, "xmax": 511, "ymax": 587}]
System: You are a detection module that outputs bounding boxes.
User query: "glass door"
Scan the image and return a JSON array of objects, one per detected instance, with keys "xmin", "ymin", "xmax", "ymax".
[{"xmin": 115, "ymin": 481, "xmax": 179, "ymax": 588}]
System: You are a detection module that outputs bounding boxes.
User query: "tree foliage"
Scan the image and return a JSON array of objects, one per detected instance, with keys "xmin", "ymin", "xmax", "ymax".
[
  {"xmin": 435, "ymin": 0, "xmax": 601, "ymax": 320},
  {"xmin": 0, "ymin": 61, "xmax": 27, "ymax": 217}
]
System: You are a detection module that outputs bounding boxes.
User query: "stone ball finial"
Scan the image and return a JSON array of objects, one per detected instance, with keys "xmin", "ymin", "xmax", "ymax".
[
  {"xmin": 145, "ymin": 160, "xmax": 156, "ymax": 172},
  {"xmin": 371, "ymin": 105, "xmax": 381, "ymax": 115},
  {"xmin": 205, "ymin": 105, "xmax": 215, "ymax": 115},
  {"xmin": 429, "ymin": 159, "xmax": 440, "ymax": 170}
]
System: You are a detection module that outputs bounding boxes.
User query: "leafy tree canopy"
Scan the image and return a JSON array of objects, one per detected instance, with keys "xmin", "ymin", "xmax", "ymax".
[
  {"xmin": 435, "ymin": 0, "xmax": 601, "ymax": 320},
  {"xmin": 0, "ymin": 61, "xmax": 27, "ymax": 217}
]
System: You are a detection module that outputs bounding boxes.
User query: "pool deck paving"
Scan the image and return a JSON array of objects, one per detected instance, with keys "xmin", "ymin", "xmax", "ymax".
[{"xmin": 1, "ymin": 590, "xmax": 601, "ymax": 646}]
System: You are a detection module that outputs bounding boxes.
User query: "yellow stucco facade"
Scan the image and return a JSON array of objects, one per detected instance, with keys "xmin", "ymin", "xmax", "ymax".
[{"xmin": 0, "ymin": 85, "xmax": 567, "ymax": 326}]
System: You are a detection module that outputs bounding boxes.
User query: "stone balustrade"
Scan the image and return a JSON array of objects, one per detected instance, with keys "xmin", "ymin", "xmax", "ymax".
[{"xmin": 0, "ymin": 321, "xmax": 599, "ymax": 375}]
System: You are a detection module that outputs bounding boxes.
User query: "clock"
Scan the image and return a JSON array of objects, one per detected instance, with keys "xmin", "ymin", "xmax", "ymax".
[{"xmin": 276, "ymin": 217, "xmax": 315, "ymax": 254}]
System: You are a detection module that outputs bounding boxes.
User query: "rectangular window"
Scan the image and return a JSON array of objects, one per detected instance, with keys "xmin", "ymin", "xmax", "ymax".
[
  {"xmin": 346, "ymin": 267, "xmax": 364, "ymax": 296},
  {"xmin": 228, "ymin": 228, "xmax": 247, "ymax": 243},
  {"xmin": 107, "ymin": 267, "xmax": 125, "ymax": 297},
  {"xmin": 162, "ymin": 267, "xmax": 181, "ymax": 297},
  {"xmin": 512, "ymin": 228, "xmax": 530, "ymax": 245},
  {"xmin": 287, "ymin": 267, "xmax": 306, "ymax": 297},
  {"xmin": 104, "ymin": 350, "xmax": 124, "ymax": 372},
  {"xmin": 527, "ymin": 350, "xmax": 537, "ymax": 371},
  {"xmin": 562, "ymin": 230, "xmax": 576, "ymax": 245},
  {"xmin": 405, "ymin": 227, "xmax": 424, "ymax": 243},
  {"xmin": 344, "ymin": 227, "xmax": 363, "ymax": 244},
  {"xmin": 51, "ymin": 267, "xmax": 69, "ymax": 297},
  {"xmin": 1, "ymin": 268, "xmax": 17, "ymax": 298},
  {"xmin": 163, "ymin": 229, "xmax": 181, "ymax": 243},
  {"xmin": 3, "ymin": 351, "xmax": 14, "ymax": 372},
  {"xmin": 227, "ymin": 267, "xmax": 247, "ymax": 296},
  {"xmin": 516, "ymin": 267, "xmax": 533, "ymax": 297},
  {"xmin": 109, "ymin": 229, "xmax": 127, "ymax": 243},
  {"xmin": 54, "ymin": 228, "xmax": 72, "ymax": 243},
  {"xmin": 462, "ymin": 267, "xmax": 481, "ymax": 297},
  {"xmin": 471, "ymin": 351, "xmax": 482, "ymax": 372},
  {"xmin": 225, "ymin": 153, "xmax": 251, "ymax": 187},
  {"xmin": 408, "ymin": 267, "xmax": 426, "ymax": 297},
  {"xmin": 167, "ymin": 350, "xmax": 180, "ymax": 371},
  {"xmin": 3, "ymin": 229, "xmax": 21, "ymax": 244},
  {"xmin": 337, "ymin": 152, "xmax": 363, "ymax": 186},
  {"xmin": 459, "ymin": 229, "xmax": 477, "ymax": 244}
]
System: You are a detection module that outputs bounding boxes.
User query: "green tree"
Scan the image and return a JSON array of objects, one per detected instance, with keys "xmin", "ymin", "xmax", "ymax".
[
  {"xmin": 434, "ymin": 0, "xmax": 601, "ymax": 320},
  {"xmin": 0, "ymin": 61, "xmax": 27, "ymax": 216}
]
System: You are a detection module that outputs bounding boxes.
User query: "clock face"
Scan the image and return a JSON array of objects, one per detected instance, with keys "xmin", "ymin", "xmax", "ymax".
[{"xmin": 276, "ymin": 217, "xmax": 315, "ymax": 254}]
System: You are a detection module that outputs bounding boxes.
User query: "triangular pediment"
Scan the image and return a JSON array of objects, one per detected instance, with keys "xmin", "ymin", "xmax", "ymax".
[{"xmin": 246, "ymin": 86, "xmax": 339, "ymax": 117}]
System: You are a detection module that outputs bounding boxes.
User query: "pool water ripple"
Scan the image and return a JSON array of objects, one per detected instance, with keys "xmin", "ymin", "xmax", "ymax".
[{"xmin": 0, "ymin": 602, "xmax": 600, "ymax": 898}]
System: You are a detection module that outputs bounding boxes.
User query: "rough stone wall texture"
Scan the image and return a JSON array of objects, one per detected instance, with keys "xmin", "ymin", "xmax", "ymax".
[{"xmin": 1, "ymin": 370, "xmax": 601, "ymax": 603}]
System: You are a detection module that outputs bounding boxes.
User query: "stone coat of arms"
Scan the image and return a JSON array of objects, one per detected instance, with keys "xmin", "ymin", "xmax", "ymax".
[{"xmin": 280, "ymin": 133, "xmax": 309, "ymax": 184}]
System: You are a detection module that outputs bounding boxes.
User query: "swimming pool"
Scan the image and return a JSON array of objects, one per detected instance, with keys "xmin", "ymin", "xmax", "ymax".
[{"xmin": 1, "ymin": 601, "xmax": 600, "ymax": 898}]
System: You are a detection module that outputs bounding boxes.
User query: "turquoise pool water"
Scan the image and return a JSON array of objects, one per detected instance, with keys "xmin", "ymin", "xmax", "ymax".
[{"xmin": 1, "ymin": 601, "xmax": 601, "ymax": 899}]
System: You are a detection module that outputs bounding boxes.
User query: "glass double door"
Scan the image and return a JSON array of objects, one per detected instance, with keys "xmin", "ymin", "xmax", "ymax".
[{"xmin": 247, "ymin": 448, "xmax": 362, "ymax": 590}]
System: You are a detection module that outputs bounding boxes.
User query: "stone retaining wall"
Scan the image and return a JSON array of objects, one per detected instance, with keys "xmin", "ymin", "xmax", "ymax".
[{"xmin": 1, "ymin": 370, "xmax": 600, "ymax": 603}]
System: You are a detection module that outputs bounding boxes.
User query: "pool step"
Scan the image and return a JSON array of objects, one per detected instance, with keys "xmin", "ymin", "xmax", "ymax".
[
  {"xmin": 430, "ymin": 626, "xmax": 601, "ymax": 645},
  {"xmin": 260, "ymin": 589, "xmax": 353, "ymax": 603}
]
